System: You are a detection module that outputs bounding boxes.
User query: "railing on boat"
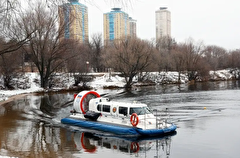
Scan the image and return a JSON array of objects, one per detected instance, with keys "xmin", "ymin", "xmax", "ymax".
[{"xmin": 153, "ymin": 108, "xmax": 171, "ymax": 129}]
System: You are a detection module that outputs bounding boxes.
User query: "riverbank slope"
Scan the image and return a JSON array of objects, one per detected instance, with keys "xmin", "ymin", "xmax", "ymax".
[{"xmin": 0, "ymin": 69, "xmax": 239, "ymax": 102}]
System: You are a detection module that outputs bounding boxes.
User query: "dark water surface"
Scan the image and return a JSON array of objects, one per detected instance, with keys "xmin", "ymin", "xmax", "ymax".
[{"xmin": 0, "ymin": 81, "xmax": 240, "ymax": 158}]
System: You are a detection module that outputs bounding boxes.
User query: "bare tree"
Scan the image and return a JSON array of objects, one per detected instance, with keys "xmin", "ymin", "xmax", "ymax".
[
  {"xmin": 155, "ymin": 36, "xmax": 176, "ymax": 72},
  {"xmin": 67, "ymin": 44, "xmax": 88, "ymax": 73},
  {"xmin": 227, "ymin": 49, "xmax": 240, "ymax": 79},
  {"xmin": 171, "ymin": 43, "xmax": 186, "ymax": 83},
  {"xmin": 66, "ymin": 43, "xmax": 92, "ymax": 88},
  {"xmin": 182, "ymin": 38, "xmax": 205, "ymax": 81},
  {"xmin": 203, "ymin": 45, "xmax": 227, "ymax": 71},
  {"xmin": 16, "ymin": 2, "xmax": 74, "ymax": 88},
  {"xmin": 104, "ymin": 37, "xmax": 154, "ymax": 89},
  {"xmin": 0, "ymin": 0, "xmax": 20, "ymax": 29},
  {"xmin": 229, "ymin": 50, "xmax": 240, "ymax": 69},
  {"xmin": 196, "ymin": 57, "xmax": 211, "ymax": 81},
  {"xmin": 88, "ymin": 33, "xmax": 104, "ymax": 72},
  {"xmin": 0, "ymin": 0, "xmax": 34, "ymax": 56},
  {"xmin": 0, "ymin": 42, "xmax": 22, "ymax": 89}
]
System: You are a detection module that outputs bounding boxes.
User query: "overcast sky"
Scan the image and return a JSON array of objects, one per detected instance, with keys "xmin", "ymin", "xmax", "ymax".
[{"xmin": 82, "ymin": 0, "xmax": 240, "ymax": 50}]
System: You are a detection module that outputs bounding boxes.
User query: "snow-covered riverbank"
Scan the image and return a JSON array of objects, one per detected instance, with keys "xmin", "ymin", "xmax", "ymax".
[{"xmin": 0, "ymin": 69, "xmax": 239, "ymax": 102}]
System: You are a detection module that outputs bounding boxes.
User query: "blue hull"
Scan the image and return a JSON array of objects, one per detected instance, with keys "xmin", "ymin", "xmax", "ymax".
[
  {"xmin": 136, "ymin": 124, "xmax": 177, "ymax": 136},
  {"xmin": 61, "ymin": 117, "xmax": 177, "ymax": 137}
]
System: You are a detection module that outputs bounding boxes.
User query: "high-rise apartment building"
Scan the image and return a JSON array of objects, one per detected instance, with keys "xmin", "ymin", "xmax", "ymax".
[
  {"xmin": 155, "ymin": 7, "xmax": 171, "ymax": 40},
  {"xmin": 129, "ymin": 17, "xmax": 137, "ymax": 37},
  {"xmin": 58, "ymin": 0, "xmax": 88, "ymax": 43},
  {"xmin": 104, "ymin": 8, "xmax": 136, "ymax": 45}
]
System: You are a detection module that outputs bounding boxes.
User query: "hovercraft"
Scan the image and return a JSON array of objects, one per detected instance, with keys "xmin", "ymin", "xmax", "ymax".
[{"xmin": 61, "ymin": 91, "xmax": 177, "ymax": 136}]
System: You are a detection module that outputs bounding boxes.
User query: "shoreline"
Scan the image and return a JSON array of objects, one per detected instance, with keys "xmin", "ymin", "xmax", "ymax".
[
  {"xmin": 0, "ymin": 88, "xmax": 84, "ymax": 106},
  {"xmin": 1, "ymin": 78, "xmax": 239, "ymax": 106},
  {"xmin": 0, "ymin": 93, "xmax": 29, "ymax": 106}
]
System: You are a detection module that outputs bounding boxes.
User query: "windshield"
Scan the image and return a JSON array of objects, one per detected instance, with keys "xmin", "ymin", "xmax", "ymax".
[{"xmin": 130, "ymin": 107, "xmax": 152, "ymax": 115}]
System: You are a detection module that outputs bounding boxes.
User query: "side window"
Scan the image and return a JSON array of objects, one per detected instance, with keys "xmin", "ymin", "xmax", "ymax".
[
  {"xmin": 103, "ymin": 105, "xmax": 110, "ymax": 113},
  {"xmin": 119, "ymin": 107, "xmax": 128, "ymax": 116},
  {"xmin": 129, "ymin": 108, "xmax": 134, "ymax": 115},
  {"xmin": 97, "ymin": 104, "xmax": 102, "ymax": 111}
]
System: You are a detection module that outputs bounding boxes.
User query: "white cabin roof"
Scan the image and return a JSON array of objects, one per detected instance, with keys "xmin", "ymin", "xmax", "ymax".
[{"xmin": 94, "ymin": 97, "xmax": 147, "ymax": 108}]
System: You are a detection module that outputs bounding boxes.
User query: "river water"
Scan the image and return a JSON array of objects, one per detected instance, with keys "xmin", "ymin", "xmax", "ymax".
[{"xmin": 0, "ymin": 81, "xmax": 240, "ymax": 158}]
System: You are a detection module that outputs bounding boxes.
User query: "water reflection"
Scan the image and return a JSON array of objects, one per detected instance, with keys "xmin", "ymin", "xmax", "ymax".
[
  {"xmin": 0, "ymin": 118, "xmax": 68, "ymax": 157},
  {"xmin": 187, "ymin": 80, "xmax": 240, "ymax": 91},
  {"xmin": 0, "ymin": 92, "xmax": 75, "ymax": 158},
  {"xmin": 72, "ymin": 131, "xmax": 176, "ymax": 157},
  {"xmin": 104, "ymin": 80, "xmax": 240, "ymax": 98}
]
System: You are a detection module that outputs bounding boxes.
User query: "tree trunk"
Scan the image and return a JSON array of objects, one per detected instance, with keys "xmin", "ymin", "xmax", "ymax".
[
  {"xmin": 125, "ymin": 75, "xmax": 134, "ymax": 89},
  {"xmin": 178, "ymin": 71, "xmax": 181, "ymax": 83},
  {"xmin": 3, "ymin": 76, "xmax": 14, "ymax": 89}
]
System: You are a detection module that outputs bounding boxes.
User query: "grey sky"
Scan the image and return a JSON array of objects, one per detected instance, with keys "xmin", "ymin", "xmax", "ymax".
[{"xmin": 85, "ymin": 0, "xmax": 240, "ymax": 50}]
